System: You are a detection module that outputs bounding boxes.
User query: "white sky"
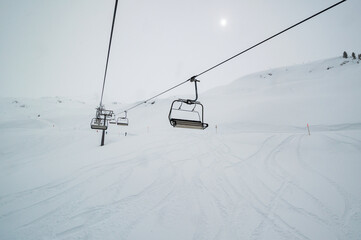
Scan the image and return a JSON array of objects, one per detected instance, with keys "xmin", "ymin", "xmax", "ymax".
[{"xmin": 0, "ymin": 0, "xmax": 360, "ymax": 104}]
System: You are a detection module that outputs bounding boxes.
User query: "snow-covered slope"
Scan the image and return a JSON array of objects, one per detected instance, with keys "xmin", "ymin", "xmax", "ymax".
[{"xmin": 0, "ymin": 57, "xmax": 360, "ymax": 240}]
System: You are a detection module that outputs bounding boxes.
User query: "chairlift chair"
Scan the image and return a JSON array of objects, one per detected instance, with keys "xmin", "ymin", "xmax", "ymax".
[
  {"xmin": 117, "ymin": 111, "xmax": 129, "ymax": 126},
  {"xmin": 109, "ymin": 114, "xmax": 116, "ymax": 124},
  {"xmin": 168, "ymin": 77, "xmax": 208, "ymax": 130},
  {"xmin": 95, "ymin": 106, "xmax": 113, "ymax": 118},
  {"xmin": 91, "ymin": 117, "xmax": 108, "ymax": 130},
  {"xmin": 90, "ymin": 106, "xmax": 113, "ymax": 130},
  {"xmin": 102, "ymin": 109, "xmax": 114, "ymax": 118}
]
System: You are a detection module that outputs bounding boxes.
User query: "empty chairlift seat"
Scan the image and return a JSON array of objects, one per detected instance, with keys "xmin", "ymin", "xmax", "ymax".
[
  {"xmin": 109, "ymin": 114, "xmax": 116, "ymax": 124},
  {"xmin": 91, "ymin": 118, "xmax": 108, "ymax": 130},
  {"xmin": 169, "ymin": 100, "xmax": 208, "ymax": 130},
  {"xmin": 90, "ymin": 106, "xmax": 113, "ymax": 130},
  {"xmin": 116, "ymin": 111, "xmax": 129, "ymax": 126},
  {"xmin": 168, "ymin": 77, "xmax": 208, "ymax": 130}
]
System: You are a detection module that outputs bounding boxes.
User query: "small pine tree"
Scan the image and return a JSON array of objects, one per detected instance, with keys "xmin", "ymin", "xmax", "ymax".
[
  {"xmin": 358, "ymin": 54, "xmax": 361, "ymax": 60},
  {"xmin": 352, "ymin": 52, "xmax": 356, "ymax": 59},
  {"xmin": 343, "ymin": 51, "xmax": 348, "ymax": 58}
]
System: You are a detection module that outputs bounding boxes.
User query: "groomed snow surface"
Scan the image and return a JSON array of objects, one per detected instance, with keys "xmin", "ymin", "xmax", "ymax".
[{"xmin": 1, "ymin": 57, "xmax": 361, "ymax": 239}]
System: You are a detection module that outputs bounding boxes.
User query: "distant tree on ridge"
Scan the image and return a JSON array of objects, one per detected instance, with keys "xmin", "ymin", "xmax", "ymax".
[
  {"xmin": 343, "ymin": 51, "xmax": 348, "ymax": 58},
  {"xmin": 352, "ymin": 52, "xmax": 356, "ymax": 59},
  {"xmin": 358, "ymin": 54, "xmax": 361, "ymax": 60}
]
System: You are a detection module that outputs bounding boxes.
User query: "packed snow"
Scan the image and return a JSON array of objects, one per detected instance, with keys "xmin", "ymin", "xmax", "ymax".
[{"xmin": 0, "ymin": 57, "xmax": 361, "ymax": 239}]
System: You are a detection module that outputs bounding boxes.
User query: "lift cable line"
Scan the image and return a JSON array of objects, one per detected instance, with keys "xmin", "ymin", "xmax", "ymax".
[
  {"xmin": 195, "ymin": 0, "xmax": 347, "ymax": 78},
  {"xmin": 100, "ymin": 0, "xmax": 119, "ymax": 107},
  {"xmin": 117, "ymin": 0, "xmax": 346, "ymax": 115},
  {"xmin": 124, "ymin": 79, "xmax": 190, "ymax": 113}
]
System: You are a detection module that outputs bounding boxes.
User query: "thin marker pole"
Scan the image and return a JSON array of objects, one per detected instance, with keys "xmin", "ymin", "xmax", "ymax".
[{"xmin": 307, "ymin": 123, "xmax": 311, "ymax": 135}]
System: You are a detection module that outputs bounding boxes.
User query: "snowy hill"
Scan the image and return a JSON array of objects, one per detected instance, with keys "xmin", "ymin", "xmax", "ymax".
[{"xmin": 0, "ymin": 57, "xmax": 361, "ymax": 240}]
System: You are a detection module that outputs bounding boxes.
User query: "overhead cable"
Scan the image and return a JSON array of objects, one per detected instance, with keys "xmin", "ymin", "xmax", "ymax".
[
  {"xmin": 100, "ymin": 0, "xmax": 119, "ymax": 107},
  {"xmin": 119, "ymin": 0, "xmax": 346, "ymax": 114}
]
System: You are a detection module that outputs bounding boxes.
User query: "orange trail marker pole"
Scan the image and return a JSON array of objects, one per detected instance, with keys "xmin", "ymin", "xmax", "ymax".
[{"xmin": 307, "ymin": 123, "xmax": 311, "ymax": 135}]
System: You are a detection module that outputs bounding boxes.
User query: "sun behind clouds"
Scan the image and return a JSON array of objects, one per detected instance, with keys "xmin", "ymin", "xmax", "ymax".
[{"xmin": 220, "ymin": 18, "xmax": 227, "ymax": 27}]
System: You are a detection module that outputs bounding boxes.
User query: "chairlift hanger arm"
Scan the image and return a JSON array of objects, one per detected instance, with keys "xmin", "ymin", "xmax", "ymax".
[{"xmin": 186, "ymin": 76, "xmax": 199, "ymax": 103}]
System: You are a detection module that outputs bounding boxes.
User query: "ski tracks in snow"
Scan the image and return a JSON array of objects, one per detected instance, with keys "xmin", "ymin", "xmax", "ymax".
[
  {"xmin": 208, "ymin": 131, "xmax": 360, "ymax": 240},
  {"xmin": 1, "ymin": 129, "xmax": 360, "ymax": 239}
]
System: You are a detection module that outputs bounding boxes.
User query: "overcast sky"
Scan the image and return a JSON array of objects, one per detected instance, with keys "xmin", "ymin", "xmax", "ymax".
[{"xmin": 0, "ymin": 0, "xmax": 360, "ymax": 104}]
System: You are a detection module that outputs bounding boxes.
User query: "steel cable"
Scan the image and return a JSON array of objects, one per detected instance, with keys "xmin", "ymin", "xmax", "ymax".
[{"xmin": 117, "ymin": 0, "xmax": 346, "ymax": 115}]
